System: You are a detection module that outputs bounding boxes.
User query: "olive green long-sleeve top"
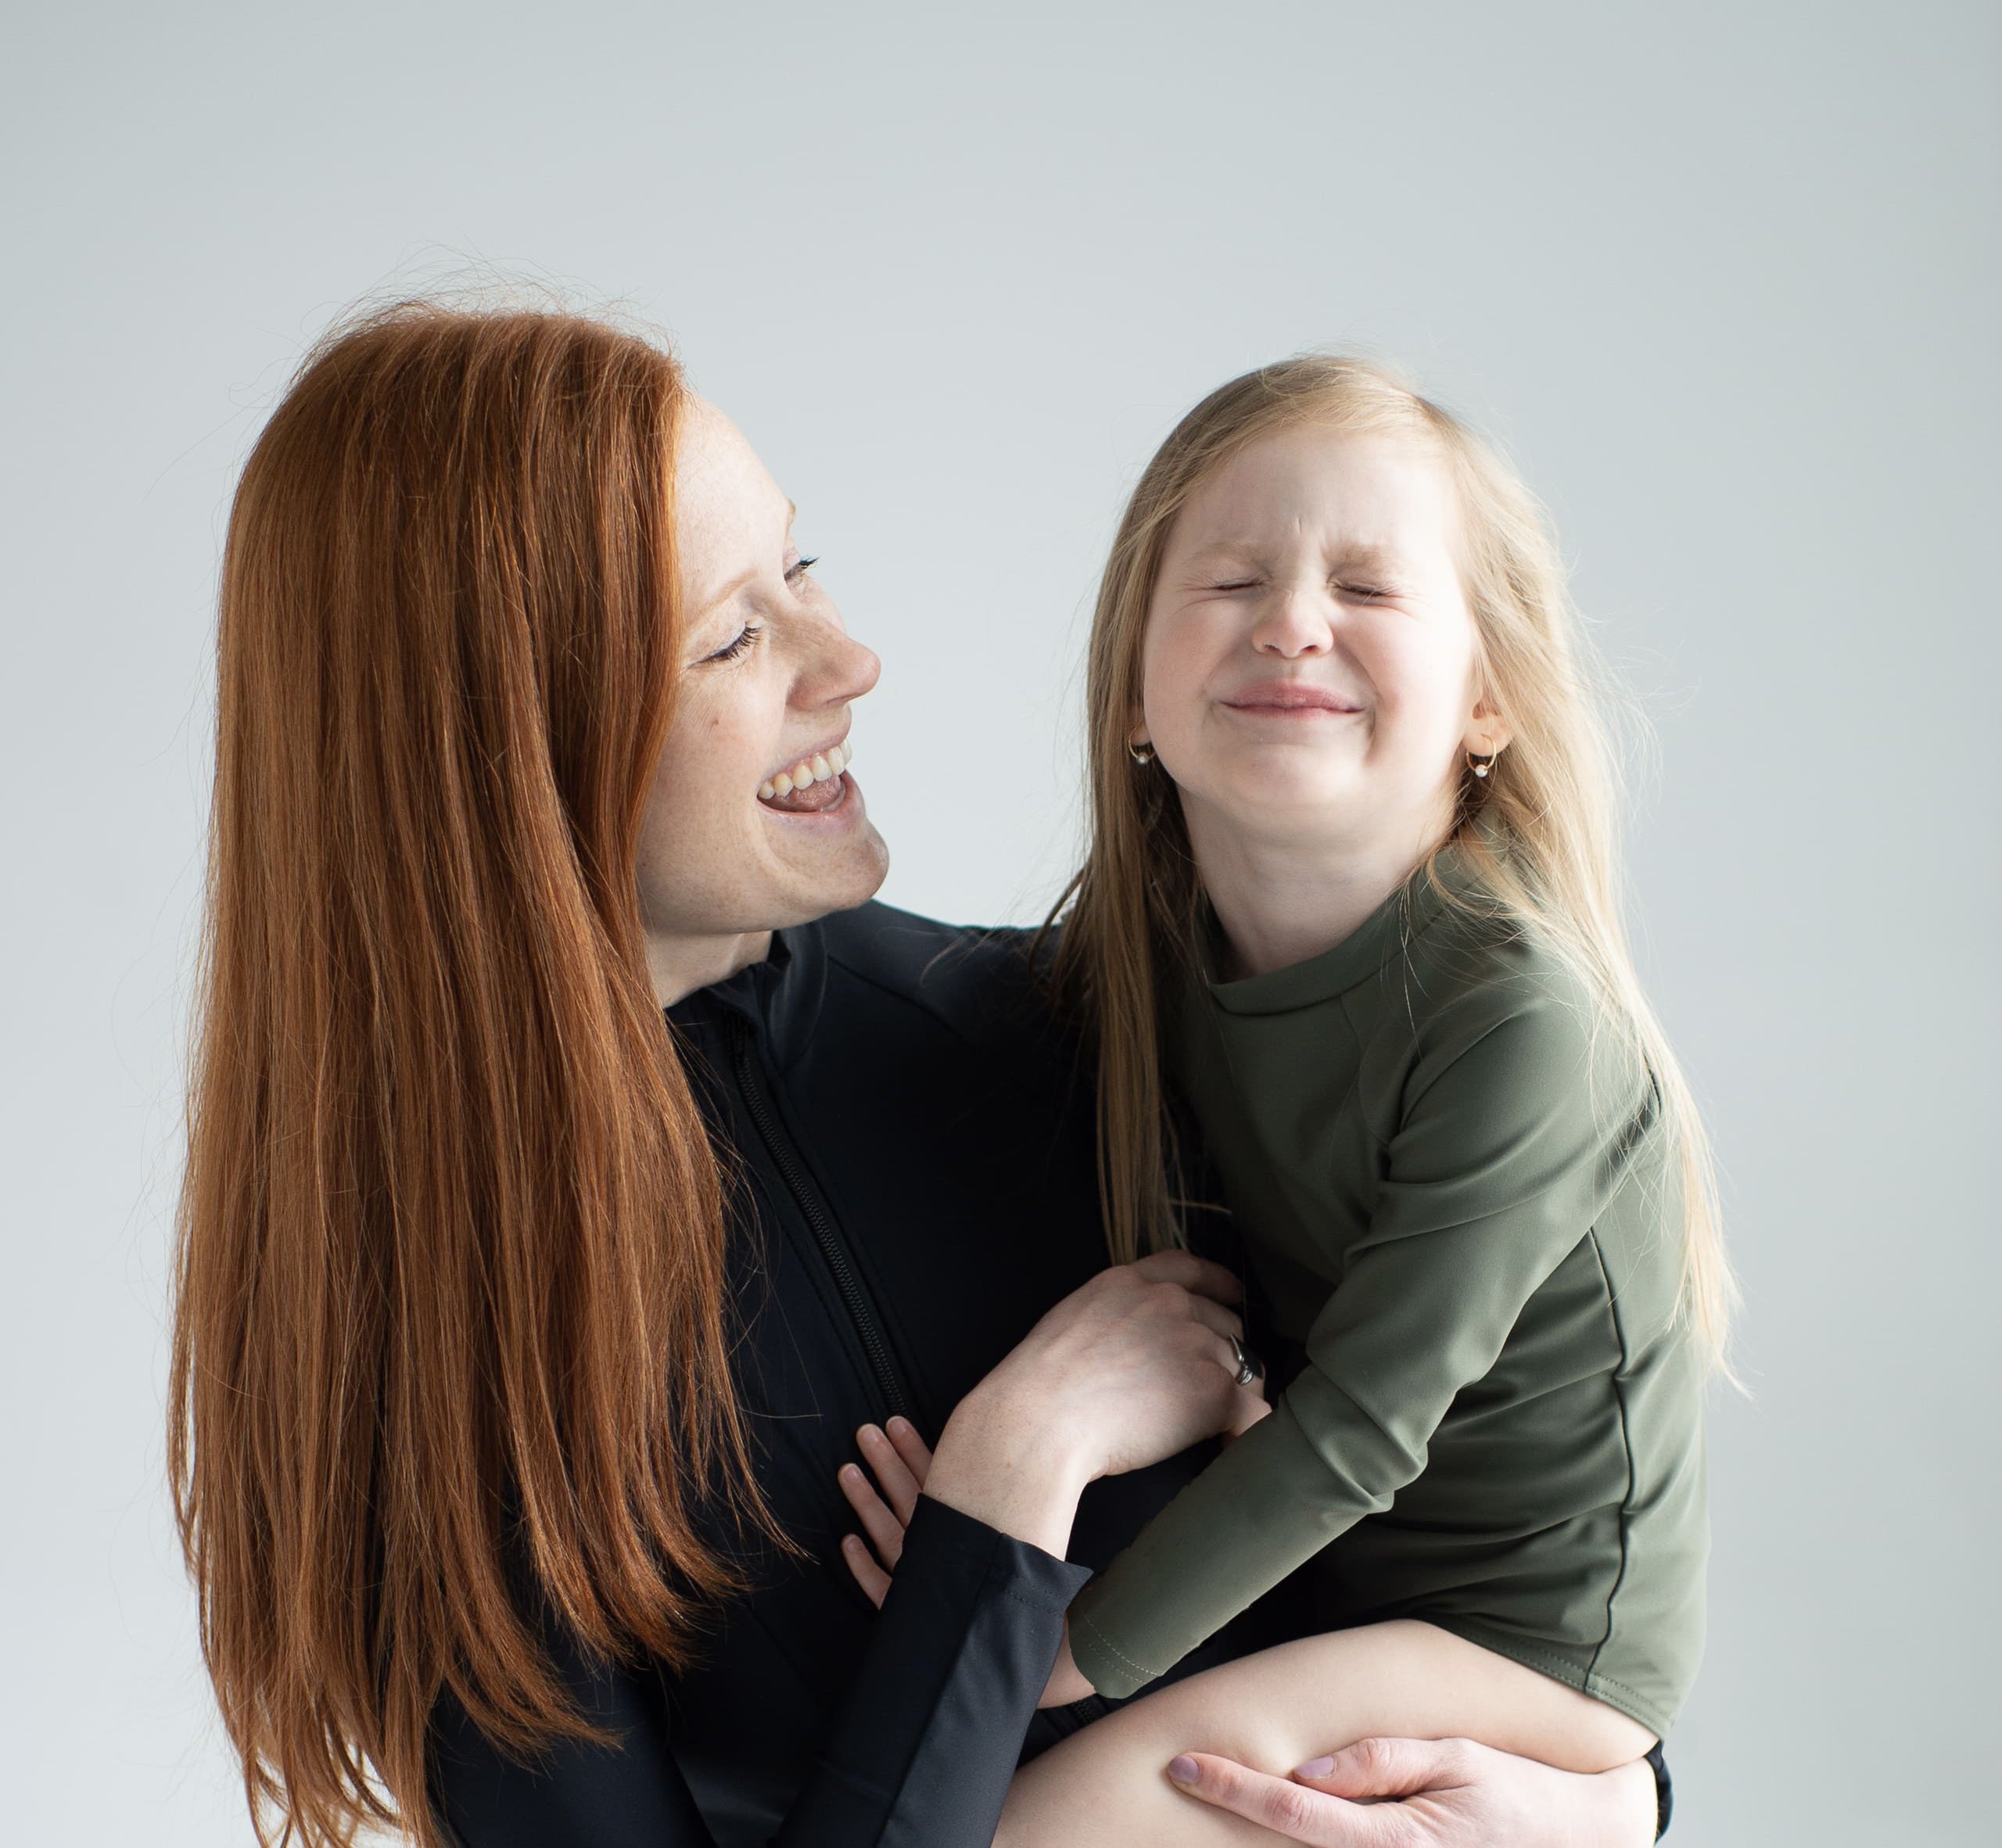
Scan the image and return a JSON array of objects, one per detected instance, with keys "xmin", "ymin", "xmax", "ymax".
[{"xmin": 1067, "ymin": 854, "xmax": 1707, "ymax": 1736}]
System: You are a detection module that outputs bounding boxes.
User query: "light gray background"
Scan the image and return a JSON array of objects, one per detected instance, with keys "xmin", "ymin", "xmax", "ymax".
[{"xmin": 3, "ymin": 3, "xmax": 1994, "ymax": 1843}]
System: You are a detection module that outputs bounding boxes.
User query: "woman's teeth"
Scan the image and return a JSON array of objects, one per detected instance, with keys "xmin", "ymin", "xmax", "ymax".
[{"xmin": 759, "ymin": 740, "xmax": 852, "ymax": 802}]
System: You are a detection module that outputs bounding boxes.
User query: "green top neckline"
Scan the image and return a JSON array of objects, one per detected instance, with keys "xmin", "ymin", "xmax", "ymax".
[{"xmin": 1200, "ymin": 839, "xmax": 1489, "ymax": 1017}]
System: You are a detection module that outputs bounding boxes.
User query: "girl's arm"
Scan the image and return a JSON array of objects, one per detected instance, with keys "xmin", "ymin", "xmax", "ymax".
[{"xmin": 1069, "ymin": 985, "xmax": 1642, "ymax": 1698}]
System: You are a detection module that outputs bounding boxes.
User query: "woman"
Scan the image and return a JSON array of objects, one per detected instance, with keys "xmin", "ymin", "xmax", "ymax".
[{"xmin": 169, "ymin": 301, "xmax": 1667, "ymax": 1847}]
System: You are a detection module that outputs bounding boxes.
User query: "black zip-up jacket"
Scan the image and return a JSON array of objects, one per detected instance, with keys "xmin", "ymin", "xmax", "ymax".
[
  {"xmin": 427, "ymin": 902, "xmax": 1673, "ymax": 1846},
  {"xmin": 429, "ymin": 903, "xmax": 1220, "ymax": 1847}
]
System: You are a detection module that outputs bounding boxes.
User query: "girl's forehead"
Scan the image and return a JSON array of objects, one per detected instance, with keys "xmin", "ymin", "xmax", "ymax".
[{"xmin": 1175, "ymin": 425, "xmax": 1458, "ymax": 558}]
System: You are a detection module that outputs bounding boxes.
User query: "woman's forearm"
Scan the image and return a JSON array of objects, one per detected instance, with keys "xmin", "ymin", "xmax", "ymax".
[{"xmin": 787, "ymin": 1494, "xmax": 1092, "ymax": 1847}]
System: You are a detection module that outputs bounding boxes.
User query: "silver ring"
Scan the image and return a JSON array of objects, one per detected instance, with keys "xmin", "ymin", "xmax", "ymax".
[{"xmin": 1228, "ymin": 1335, "xmax": 1261, "ymax": 1388}]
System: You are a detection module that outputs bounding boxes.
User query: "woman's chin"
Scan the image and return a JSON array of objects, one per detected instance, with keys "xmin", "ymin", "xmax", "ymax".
[
  {"xmin": 835, "ymin": 824, "xmax": 892, "ymax": 910},
  {"xmin": 779, "ymin": 819, "xmax": 891, "ymax": 921}
]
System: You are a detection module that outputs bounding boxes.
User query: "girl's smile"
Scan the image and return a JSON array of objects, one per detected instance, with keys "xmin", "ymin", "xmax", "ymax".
[{"xmin": 1217, "ymin": 679, "xmax": 1365, "ymax": 717}]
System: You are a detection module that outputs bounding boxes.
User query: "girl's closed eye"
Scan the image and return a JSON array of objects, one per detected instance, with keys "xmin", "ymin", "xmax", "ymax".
[{"xmin": 785, "ymin": 553, "xmax": 820, "ymax": 586}]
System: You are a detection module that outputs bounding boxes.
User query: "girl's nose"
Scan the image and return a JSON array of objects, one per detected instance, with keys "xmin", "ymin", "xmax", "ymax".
[{"xmin": 1250, "ymin": 585, "xmax": 1334, "ymax": 658}]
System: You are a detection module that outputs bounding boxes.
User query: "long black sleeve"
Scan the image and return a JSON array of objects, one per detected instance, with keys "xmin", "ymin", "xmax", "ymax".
[
  {"xmin": 429, "ymin": 1496, "xmax": 1090, "ymax": 1848},
  {"xmin": 777, "ymin": 1496, "xmax": 1089, "ymax": 1846}
]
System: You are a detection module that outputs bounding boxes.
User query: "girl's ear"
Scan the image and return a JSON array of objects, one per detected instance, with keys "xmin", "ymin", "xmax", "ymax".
[{"xmin": 1465, "ymin": 698, "xmax": 1514, "ymax": 759}]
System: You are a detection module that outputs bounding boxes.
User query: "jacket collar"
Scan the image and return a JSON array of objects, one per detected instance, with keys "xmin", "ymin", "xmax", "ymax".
[{"xmin": 665, "ymin": 915, "xmax": 830, "ymax": 1073}]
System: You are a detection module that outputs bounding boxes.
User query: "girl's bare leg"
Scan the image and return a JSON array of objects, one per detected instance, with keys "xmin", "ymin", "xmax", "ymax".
[{"xmin": 996, "ymin": 1621, "xmax": 1655, "ymax": 1848}]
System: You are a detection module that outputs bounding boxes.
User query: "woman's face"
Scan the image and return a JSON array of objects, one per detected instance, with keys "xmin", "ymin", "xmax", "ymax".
[
  {"xmin": 636, "ymin": 397, "xmax": 888, "ymax": 999},
  {"xmin": 1139, "ymin": 424, "xmax": 1505, "ymax": 865}
]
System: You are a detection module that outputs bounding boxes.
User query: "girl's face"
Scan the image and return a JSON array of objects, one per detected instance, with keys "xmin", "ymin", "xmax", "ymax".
[
  {"xmin": 635, "ymin": 397, "xmax": 888, "ymax": 996},
  {"xmin": 1139, "ymin": 424, "xmax": 1505, "ymax": 863}
]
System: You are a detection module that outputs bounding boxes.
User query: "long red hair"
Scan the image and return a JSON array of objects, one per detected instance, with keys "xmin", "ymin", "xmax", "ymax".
[{"xmin": 168, "ymin": 303, "xmax": 766, "ymax": 1845}]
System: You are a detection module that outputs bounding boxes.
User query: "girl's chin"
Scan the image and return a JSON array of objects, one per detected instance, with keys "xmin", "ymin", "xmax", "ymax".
[{"xmin": 1191, "ymin": 770, "xmax": 1372, "ymax": 829}]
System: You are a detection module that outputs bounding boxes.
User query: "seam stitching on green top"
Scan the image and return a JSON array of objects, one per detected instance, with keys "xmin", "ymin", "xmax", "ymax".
[
  {"xmin": 1072, "ymin": 1615, "xmax": 1158, "ymax": 1681},
  {"xmin": 1588, "ymin": 1668, "xmax": 1656, "ymax": 1706},
  {"xmin": 1583, "ymin": 1227, "xmax": 1640, "ymax": 1692}
]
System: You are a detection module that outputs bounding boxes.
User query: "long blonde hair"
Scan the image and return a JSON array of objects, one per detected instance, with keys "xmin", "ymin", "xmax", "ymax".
[{"xmin": 1050, "ymin": 355, "xmax": 1735, "ymax": 1366}]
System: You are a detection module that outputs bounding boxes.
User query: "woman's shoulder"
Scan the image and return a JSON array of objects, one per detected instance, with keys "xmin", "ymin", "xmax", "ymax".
[
  {"xmin": 813, "ymin": 901, "xmax": 1075, "ymax": 1057},
  {"xmin": 816, "ymin": 899, "xmax": 1038, "ymax": 993}
]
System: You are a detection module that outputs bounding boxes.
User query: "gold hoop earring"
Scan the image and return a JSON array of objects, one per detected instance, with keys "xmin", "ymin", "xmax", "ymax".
[
  {"xmin": 1128, "ymin": 733, "xmax": 1156, "ymax": 766},
  {"xmin": 1466, "ymin": 749, "xmax": 1497, "ymax": 780}
]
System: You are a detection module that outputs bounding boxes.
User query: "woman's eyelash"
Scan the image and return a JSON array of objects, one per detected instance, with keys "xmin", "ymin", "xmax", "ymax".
[
  {"xmin": 707, "ymin": 622, "xmax": 765, "ymax": 664},
  {"xmin": 701, "ymin": 555, "xmax": 815, "ymax": 665}
]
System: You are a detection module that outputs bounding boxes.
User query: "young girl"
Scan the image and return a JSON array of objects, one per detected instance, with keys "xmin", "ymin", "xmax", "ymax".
[{"xmin": 839, "ymin": 356, "xmax": 1720, "ymax": 1843}]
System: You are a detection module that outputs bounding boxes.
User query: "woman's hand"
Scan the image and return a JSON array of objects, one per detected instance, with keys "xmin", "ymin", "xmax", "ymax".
[
  {"xmin": 837, "ymin": 1417, "xmax": 934, "ymax": 1606},
  {"xmin": 834, "ymin": 1252, "xmax": 1265, "ymax": 1705},
  {"xmin": 916, "ymin": 1251, "xmax": 1267, "ymax": 1562},
  {"xmin": 838, "ymin": 1421, "xmax": 1101, "ymax": 1708},
  {"xmin": 1162, "ymin": 1735, "xmax": 1659, "ymax": 1847}
]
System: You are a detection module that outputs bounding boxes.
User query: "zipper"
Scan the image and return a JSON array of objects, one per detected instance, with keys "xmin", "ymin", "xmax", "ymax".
[
  {"xmin": 728, "ymin": 1014, "xmax": 911, "ymax": 1425},
  {"xmin": 1058, "ymin": 1693, "xmax": 1112, "ymax": 1730}
]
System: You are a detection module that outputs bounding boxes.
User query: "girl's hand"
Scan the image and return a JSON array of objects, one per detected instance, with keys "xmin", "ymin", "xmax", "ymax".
[
  {"xmin": 838, "ymin": 1420, "xmax": 1096, "ymax": 1708},
  {"xmin": 1163, "ymin": 1735, "xmax": 1659, "ymax": 1847}
]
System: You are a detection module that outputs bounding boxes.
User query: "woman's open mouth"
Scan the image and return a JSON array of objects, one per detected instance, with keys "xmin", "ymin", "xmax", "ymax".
[{"xmin": 759, "ymin": 740, "xmax": 853, "ymax": 814}]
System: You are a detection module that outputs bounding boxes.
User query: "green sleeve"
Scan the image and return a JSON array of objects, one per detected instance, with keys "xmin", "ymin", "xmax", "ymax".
[{"xmin": 1067, "ymin": 980, "xmax": 1641, "ymax": 1699}]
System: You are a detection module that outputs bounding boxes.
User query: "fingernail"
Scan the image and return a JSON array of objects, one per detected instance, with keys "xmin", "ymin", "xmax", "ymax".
[
  {"xmin": 1167, "ymin": 1755, "xmax": 1200, "ymax": 1786},
  {"xmin": 841, "ymin": 1464, "xmax": 861, "ymax": 1483},
  {"xmin": 859, "ymin": 1424, "xmax": 881, "ymax": 1442},
  {"xmin": 887, "ymin": 1416, "xmax": 910, "ymax": 1434},
  {"xmin": 1293, "ymin": 1756, "xmax": 1336, "ymax": 1779}
]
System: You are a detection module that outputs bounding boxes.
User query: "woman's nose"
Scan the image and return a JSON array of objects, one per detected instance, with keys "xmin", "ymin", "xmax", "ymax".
[
  {"xmin": 841, "ymin": 636, "xmax": 883, "ymax": 702},
  {"xmin": 800, "ymin": 615, "xmax": 881, "ymax": 709}
]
